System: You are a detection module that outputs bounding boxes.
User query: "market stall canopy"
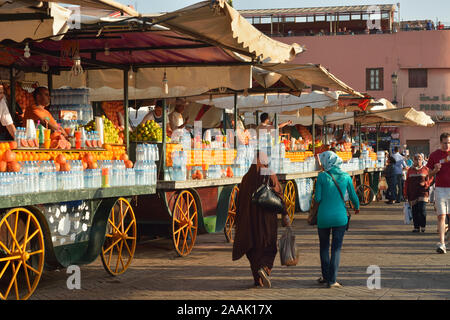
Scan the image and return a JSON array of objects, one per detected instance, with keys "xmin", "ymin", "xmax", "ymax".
[
  {"xmin": 260, "ymin": 64, "xmax": 365, "ymax": 98},
  {"xmin": 355, "ymin": 107, "xmax": 435, "ymax": 127},
  {"xmin": 196, "ymin": 91, "xmax": 362, "ymax": 116},
  {"xmin": 42, "ymin": 0, "xmax": 139, "ymax": 17},
  {"xmin": 0, "ymin": 1, "xmax": 71, "ymax": 42},
  {"xmin": 153, "ymin": 0, "xmax": 303, "ymax": 63}
]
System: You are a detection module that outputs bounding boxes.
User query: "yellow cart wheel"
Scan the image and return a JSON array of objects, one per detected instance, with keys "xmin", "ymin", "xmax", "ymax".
[
  {"xmin": 284, "ymin": 181, "xmax": 296, "ymax": 224},
  {"xmin": 101, "ymin": 198, "xmax": 137, "ymax": 276},
  {"xmin": 172, "ymin": 191, "xmax": 198, "ymax": 257},
  {"xmin": 0, "ymin": 208, "xmax": 45, "ymax": 300},
  {"xmin": 224, "ymin": 186, "xmax": 239, "ymax": 243}
]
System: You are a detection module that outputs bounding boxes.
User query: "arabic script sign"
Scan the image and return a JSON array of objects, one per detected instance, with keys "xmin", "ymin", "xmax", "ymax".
[{"xmin": 419, "ymin": 94, "xmax": 450, "ymax": 121}]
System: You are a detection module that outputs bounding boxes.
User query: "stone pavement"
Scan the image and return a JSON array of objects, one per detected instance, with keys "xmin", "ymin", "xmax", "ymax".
[{"xmin": 31, "ymin": 202, "xmax": 450, "ymax": 300}]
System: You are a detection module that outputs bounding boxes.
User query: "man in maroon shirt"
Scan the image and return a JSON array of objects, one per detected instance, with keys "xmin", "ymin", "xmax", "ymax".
[{"xmin": 427, "ymin": 132, "xmax": 450, "ymax": 254}]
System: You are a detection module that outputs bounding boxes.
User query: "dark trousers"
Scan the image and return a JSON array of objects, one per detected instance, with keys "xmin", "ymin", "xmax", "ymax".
[
  {"xmin": 412, "ymin": 201, "xmax": 427, "ymax": 229},
  {"xmin": 318, "ymin": 225, "xmax": 346, "ymax": 284},
  {"xmin": 394, "ymin": 174, "xmax": 404, "ymax": 202},
  {"xmin": 386, "ymin": 176, "xmax": 396, "ymax": 201},
  {"xmin": 246, "ymin": 244, "xmax": 277, "ymax": 285}
]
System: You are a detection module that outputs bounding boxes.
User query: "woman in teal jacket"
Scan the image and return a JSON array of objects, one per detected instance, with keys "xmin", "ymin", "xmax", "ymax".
[{"xmin": 315, "ymin": 151, "xmax": 360, "ymax": 288}]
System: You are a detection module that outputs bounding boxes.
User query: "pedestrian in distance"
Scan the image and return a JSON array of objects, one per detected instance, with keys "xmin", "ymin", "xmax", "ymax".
[
  {"xmin": 392, "ymin": 147, "xmax": 407, "ymax": 203},
  {"xmin": 426, "ymin": 132, "xmax": 450, "ymax": 254},
  {"xmin": 314, "ymin": 151, "xmax": 359, "ymax": 288},
  {"xmin": 232, "ymin": 151, "xmax": 290, "ymax": 288},
  {"xmin": 404, "ymin": 154, "xmax": 433, "ymax": 232},
  {"xmin": 384, "ymin": 156, "xmax": 397, "ymax": 204}
]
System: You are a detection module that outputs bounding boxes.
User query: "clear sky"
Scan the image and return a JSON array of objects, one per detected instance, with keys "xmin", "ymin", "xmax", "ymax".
[{"xmin": 117, "ymin": 0, "xmax": 450, "ymax": 23}]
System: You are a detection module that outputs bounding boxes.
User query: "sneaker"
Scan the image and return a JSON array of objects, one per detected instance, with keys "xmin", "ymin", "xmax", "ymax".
[
  {"xmin": 328, "ymin": 282, "xmax": 343, "ymax": 288},
  {"xmin": 421, "ymin": 228, "xmax": 426, "ymax": 233},
  {"xmin": 257, "ymin": 268, "xmax": 271, "ymax": 288},
  {"xmin": 412, "ymin": 228, "xmax": 420, "ymax": 233},
  {"xmin": 436, "ymin": 243, "xmax": 447, "ymax": 254}
]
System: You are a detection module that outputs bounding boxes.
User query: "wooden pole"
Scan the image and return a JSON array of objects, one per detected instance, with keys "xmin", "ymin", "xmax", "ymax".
[
  {"xmin": 234, "ymin": 92, "xmax": 238, "ymax": 148},
  {"xmin": 161, "ymin": 98, "xmax": 167, "ymax": 181},
  {"xmin": 312, "ymin": 109, "xmax": 315, "ymax": 155},
  {"xmin": 123, "ymin": 69, "xmax": 129, "ymax": 152},
  {"xmin": 9, "ymin": 68, "xmax": 16, "ymax": 117}
]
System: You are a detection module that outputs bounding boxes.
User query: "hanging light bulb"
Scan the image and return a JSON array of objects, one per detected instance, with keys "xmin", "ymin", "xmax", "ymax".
[
  {"xmin": 344, "ymin": 108, "xmax": 348, "ymax": 115},
  {"xmin": 209, "ymin": 94, "xmax": 213, "ymax": 103},
  {"xmin": 162, "ymin": 70, "xmax": 169, "ymax": 95},
  {"xmin": 243, "ymin": 88, "xmax": 249, "ymax": 97},
  {"xmin": 264, "ymin": 92, "xmax": 268, "ymax": 104},
  {"xmin": 104, "ymin": 43, "xmax": 110, "ymax": 56},
  {"xmin": 24, "ymin": 43, "xmax": 31, "ymax": 58},
  {"xmin": 71, "ymin": 54, "xmax": 83, "ymax": 76},
  {"xmin": 41, "ymin": 59, "xmax": 49, "ymax": 72}
]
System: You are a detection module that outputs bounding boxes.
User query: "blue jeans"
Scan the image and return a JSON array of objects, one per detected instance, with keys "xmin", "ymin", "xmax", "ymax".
[{"xmin": 318, "ymin": 225, "xmax": 346, "ymax": 284}]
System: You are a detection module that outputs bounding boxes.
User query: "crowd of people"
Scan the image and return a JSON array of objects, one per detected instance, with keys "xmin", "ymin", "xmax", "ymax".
[
  {"xmin": 232, "ymin": 131, "xmax": 449, "ymax": 289},
  {"xmin": 380, "ymin": 133, "xmax": 449, "ymax": 253}
]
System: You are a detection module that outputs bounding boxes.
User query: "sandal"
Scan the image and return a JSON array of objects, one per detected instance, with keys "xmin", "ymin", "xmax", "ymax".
[
  {"xmin": 317, "ymin": 277, "xmax": 328, "ymax": 284},
  {"xmin": 328, "ymin": 282, "xmax": 343, "ymax": 288},
  {"xmin": 257, "ymin": 268, "xmax": 271, "ymax": 288}
]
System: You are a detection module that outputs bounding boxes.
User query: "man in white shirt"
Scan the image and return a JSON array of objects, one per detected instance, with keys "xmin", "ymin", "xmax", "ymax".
[
  {"xmin": 169, "ymin": 98, "xmax": 189, "ymax": 132},
  {"xmin": 0, "ymin": 84, "xmax": 16, "ymax": 140},
  {"xmin": 256, "ymin": 112, "xmax": 292, "ymax": 138}
]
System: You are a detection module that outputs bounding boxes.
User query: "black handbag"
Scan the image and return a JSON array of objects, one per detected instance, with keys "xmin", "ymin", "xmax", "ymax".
[
  {"xmin": 326, "ymin": 172, "xmax": 352, "ymax": 231},
  {"xmin": 251, "ymin": 174, "xmax": 285, "ymax": 213}
]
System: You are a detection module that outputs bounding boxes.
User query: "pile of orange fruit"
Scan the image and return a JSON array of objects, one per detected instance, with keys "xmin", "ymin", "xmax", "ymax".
[
  {"xmin": 0, "ymin": 141, "xmax": 130, "ymax": 173},
  {"xmin": 285, "ymin": 151, "xmax": 314, "ymax": 163}
]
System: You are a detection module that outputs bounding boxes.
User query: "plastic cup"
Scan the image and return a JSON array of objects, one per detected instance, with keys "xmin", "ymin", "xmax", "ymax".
[{"xmin": 44, "ymin": 129, "xmax": 51, "ymax": 140}]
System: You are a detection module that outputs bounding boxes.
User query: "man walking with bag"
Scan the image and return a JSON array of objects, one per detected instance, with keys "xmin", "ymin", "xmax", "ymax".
[{"xmin": 427, "ymin": 133, "xmax": 450, "ymax": 254}]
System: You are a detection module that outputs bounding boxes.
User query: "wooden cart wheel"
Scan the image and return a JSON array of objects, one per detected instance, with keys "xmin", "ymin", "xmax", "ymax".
[
  {"xmin": 101, "ymin": 198, "xmax": 137, "ymax": 276},
  {"xmin": 356, "ymin": 184, "xmax": 375, "ymax": 206},
  {"xmin": 172, "ymin": 191, "xmax": 198, "ymax": 256},
  {"xmin": 224, "ymin": 186, "xmax": 239, "ymax": 243},
  {"xmin": 349, "ymin": 177, "xmax": 358, "ymax": 209},
  {"xmin": 0, "ymin": 208, "xmax": 45, "ymax": 300},
  {"xmin": 284, "ymin": 181, "xmax": 296, "ymax": 223}
]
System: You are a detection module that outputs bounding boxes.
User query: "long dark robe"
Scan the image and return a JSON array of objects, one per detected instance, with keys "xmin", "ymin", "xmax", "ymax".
[{"xmin": 232, "ymin": 161, "xmax": 287, "ymax": 284}]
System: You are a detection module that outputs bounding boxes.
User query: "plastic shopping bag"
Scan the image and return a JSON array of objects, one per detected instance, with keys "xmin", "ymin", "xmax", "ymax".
[
  {"xmin": 278, "ymin": 227, "xmax": 299, "ymax": 266},
  {"xmin": 403, "ymin": 202, "xmax": 412, "ymax": 225}
]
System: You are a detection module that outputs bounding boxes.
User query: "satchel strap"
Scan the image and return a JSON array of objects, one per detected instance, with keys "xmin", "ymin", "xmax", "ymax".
[{"xmin": 325, "ymin": 172, "xmax": 349, "ymax": 213}]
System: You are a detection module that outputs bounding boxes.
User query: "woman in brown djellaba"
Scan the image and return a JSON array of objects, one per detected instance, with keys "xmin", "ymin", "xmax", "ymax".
[{"xmin": 232, "ymin": 151, "xmax": 291, "ymax": 288}]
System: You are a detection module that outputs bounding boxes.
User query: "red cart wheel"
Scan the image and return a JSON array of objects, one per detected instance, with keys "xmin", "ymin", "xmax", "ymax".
[
  {"xmin": 224, "ymin": 186, "xmax": 239, "ymax": 243},
  {"xmin": 0, "ymin": 208, "xmax": 45, "ymax": 300},
  {"xmin": 284, "ymin": 181, "xmax": 296, "ymax": 224},
  {"xmin": 101, "ymin": 198, "xmax": 137, "ymax": 276},
  {"xmin": 172, "ymin": 191, "xmax": 198, "ymax": 256}
]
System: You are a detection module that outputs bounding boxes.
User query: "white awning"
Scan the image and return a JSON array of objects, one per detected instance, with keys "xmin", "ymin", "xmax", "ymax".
[
  {"xmin": 0, "ymin": 2, "xmax": 71, "ymax": 42},
  {"xmin": 46, "ymin": 65, "xmax": 252, "ymax": 101},
  {"xmin": 356, "ymin": 106, "xmax": 435, "ymax": 127},
  {"xmin": 154, "ymin": 0, "xmax": 303, "ymax": 63},
  {"xmin": 260, "ymin": 64, "xmax": 364, "ymax": 97},
  {"xmin": 196, "ymin": 91, "xmax": 361, "ymax": 116}
]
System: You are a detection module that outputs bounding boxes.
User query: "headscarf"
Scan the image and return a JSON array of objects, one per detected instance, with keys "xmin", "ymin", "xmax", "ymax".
[{"xmin": 319, "ymin": 150, "xmax": 343, "ymax": 172}]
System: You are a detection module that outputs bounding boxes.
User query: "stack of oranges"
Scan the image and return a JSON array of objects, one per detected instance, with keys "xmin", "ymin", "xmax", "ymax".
[{"xmin": 0, "ymin": 141, "xmax": 20, "ymax": 172}]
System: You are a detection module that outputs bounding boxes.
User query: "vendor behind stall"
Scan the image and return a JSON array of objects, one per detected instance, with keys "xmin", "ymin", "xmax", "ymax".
[
  {"xmin": 0, "ymin": 84, "xmax": 16, "ymax": 140},
  {"xmin": 256, "ymin": 112, "xmax": 292, "ymax": 138},
  {"xmin": 169, "ymin": 98, "xmax": 189, "ymax": 132},
  {"xmin": 23, "ymin": 87, "xmax": 67, "ymax": 137}
]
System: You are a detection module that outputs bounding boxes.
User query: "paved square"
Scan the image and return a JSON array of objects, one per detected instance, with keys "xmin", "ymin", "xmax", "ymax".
[{"xmin": 31, "ymin": 203, "xmax": 450, "ymax": 300}]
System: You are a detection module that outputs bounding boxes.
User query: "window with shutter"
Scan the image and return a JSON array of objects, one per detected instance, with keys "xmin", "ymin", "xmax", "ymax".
[
  {"xmin": 408, "ymin": 69, "xmax": 427, "ymax": 88},
  {"xmin": 366, "ymin": 68, "xmax": 384, "ymax": 91}
]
